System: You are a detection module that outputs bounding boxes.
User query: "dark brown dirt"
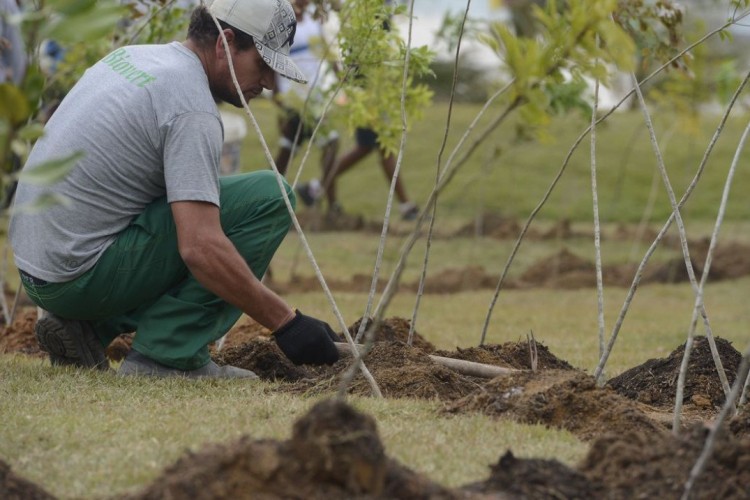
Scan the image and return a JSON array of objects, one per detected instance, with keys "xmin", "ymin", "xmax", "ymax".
[
  {"xmin": 0, "ymin": 459, "xmax": 56, "ymax": 500},
  {"xmin": 0, "ymin": 308, "xmax": 43, "ymax": 358},
  {"xmin": 215, "ymin": 337, "xmax": 311, "ymax": 382},
  {"xmin": 447, "ymin": 370, "xmax": 669, "ymax": 441},
  {"xmin": 607, "ymin": 336, "xmax": 743, "ymax": 408},
  {"xmin": 119, "ymin": 399, "xmax": 468, "ymax": 500},
  {"xmin": 465, "ymin": 450, "xmax": 606, "ymax": 499},
  {"xmin": 729, "ymin": 404, "xmax": 750, "ymax": 440},
  {"xmin": 580, "ymin": 424, "xmax": 750, "ymax": 499},
  {"xmin": 345, "ymin": 316, "xmax": 436, "ymax": 352},
  {"xmin": 434, "ymin": 341, "xmax": 575, "ymax": 371}
]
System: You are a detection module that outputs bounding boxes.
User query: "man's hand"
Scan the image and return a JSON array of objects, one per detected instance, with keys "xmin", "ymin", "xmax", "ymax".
[{"xmin": 273, "ymin": 310, "xmax": 340, "ymax": 365}]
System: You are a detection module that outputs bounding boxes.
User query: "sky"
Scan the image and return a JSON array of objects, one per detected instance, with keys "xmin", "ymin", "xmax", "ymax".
[{"xmin": 394, "ymin": 1, "xmax": 509, "ymax": 68}]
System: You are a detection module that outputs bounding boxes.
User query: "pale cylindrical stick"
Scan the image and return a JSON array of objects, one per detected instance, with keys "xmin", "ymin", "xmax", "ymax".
[{"xmin": 334, "ymin": 342, "xmax": 518, "ymax": 379}]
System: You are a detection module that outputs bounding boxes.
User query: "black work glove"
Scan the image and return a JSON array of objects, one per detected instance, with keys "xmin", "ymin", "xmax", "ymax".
[{"xmin": 273, "ymin": 310, "xmax": 340, "ymax": 365}]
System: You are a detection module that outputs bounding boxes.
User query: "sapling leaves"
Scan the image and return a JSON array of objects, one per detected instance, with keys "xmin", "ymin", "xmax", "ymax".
[{"xmin": 18, "ymin": 151, "xmax": 83, "ymax": 186}]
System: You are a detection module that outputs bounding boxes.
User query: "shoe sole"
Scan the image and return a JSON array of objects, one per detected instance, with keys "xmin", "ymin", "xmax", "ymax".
[{"xmin": 35, "ymin": 316, "xmax": 109, "ymax": 371}]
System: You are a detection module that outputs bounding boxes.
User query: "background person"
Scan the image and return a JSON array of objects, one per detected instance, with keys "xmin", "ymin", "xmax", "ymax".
[
  {"xmin": 298, "ymin": 126, "xmax": 419, "ymax": 221},
  {"xmin": 0, "ymin": 0, "xmax": 25, "ymax": 85},
  {"xmin": 273, "ymin": 0, "xmax": 338, "ymax": 179},
  {"xmin": 9, "ymin": 0, "xmax": 340, "ymax": 379}
]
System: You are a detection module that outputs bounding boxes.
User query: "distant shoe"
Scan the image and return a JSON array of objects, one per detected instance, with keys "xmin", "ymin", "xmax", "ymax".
[
  {"xmin": 118, "ymin": 350, "xmax": 258, "ymax": 379},
  {"xmin": 399, "ymin": 202, "xmax": 419, "ymax": 221},
  {"xmin": 295, "ymin": 179, "xmax": 322, "ymax": 207},
  {"xmin": 35, "ymin": 313, "xmax": 109, "ymax": 370}
]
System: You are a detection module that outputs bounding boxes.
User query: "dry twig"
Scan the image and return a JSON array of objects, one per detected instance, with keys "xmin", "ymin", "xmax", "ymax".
[{"xmin": 208, "ymin": 9, "xmax": 382, "ymax": 397}]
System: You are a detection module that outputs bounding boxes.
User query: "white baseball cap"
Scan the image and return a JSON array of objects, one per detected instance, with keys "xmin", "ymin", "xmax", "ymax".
[{"xmin": 208, "ymin": 0, "xmax": 308, "ymax": 84}]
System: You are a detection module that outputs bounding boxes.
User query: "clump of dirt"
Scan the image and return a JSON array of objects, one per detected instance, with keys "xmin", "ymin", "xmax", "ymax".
[
  {"xmin": 447, "ymin": 370, "xmax": 667, "ymax": 441},
  {"xmin": 217, "ymin": 318, "xmax": 271, "ymax": 351},
  {"xmin": 580, "ymin": 424, "xmax": 750, "ymax": 499},
  {"xmin": 105, "ymin": 334, "xmax": 133, "ymax": 362},
  {"xmin": 642, "ymin": 256, "xmax": 700, "ymax": 284},
  {"xmin": 0, "ymin": 307, "xmax": 43, "ymax": 358},
  {"xmin": 418, "ymin": 266, "xmax": 500, "ymax": 294},
  {"xmin": 341, "ymin": 342, "xmax": 481, "ymax": 401},
  {"xmin": 122, "ymin": 399, "xmax": 462, "ymax": 500},
  {"xmin": 607, "ymin": 336, "xmax": 742, "ymax": 408},
  {"xmin": 516, "ymin": 249, "xmax": 597, "ymax": 289},
  {"xmin": 729, "ymin": 404, "xmax": 750, "ymax": 440},
  {"xmin": 699, "ymin": 241, "xmax": 750, "ymax": 280},
  {"xmin": 0, "ymin": 459, "xmax": 56, "ymax": 499},
  {"xmin": 465, "ymin": 450, "xmax": 606, "ymax": 498},
  {"xmin": 346, "ymin": 317, "xmax": 435, "ymax": 353},
  {"xmin": 434, "ymin": 341, "xmax": 574, "ymax": 371},
  {"xmin": 453, "ymin": 213, "xmax": 522, "ymax": 239},
  {"xmin": 215, "ymin": 338, "xmax": 311, "ymax": 382}
]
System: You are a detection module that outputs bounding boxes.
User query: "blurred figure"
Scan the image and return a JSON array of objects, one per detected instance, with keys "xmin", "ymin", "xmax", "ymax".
[
  {"xmin": 0, "ymin": 0, "xmax": 25, "ymax": 85},
  {"xmin": 273, "ymin": 0, "xmax": 338, "ymax": 177},
  {"xmin": 218, "ymin": 107, "xmax": 248, "ymax": 175},
  {"xmin": 300, "ymin": 127, "xmax": 418, "ymax": 221},
  {"xmin": 296, "ymin": 0, "xmax": 418, "ymax": 221},
  {"xmin": 1, "ymin": 0, "xmax": 26, "ymax": 208}
]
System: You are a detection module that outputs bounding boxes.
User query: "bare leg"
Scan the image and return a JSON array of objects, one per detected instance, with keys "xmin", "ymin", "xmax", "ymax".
[
  {"xmin": 320, "ymin": 137, "xmax": 339, "ymax": 184},
  {"xmin": 274, "ymin": 147, "xmax": 292, "ymax": 176},
  {"xmin": 323, "ymin": 144, "xmax": 374, "ymax": 208},
  {"xmin": 379, "ymin": 149, "xmax": 410, "ymax": 204}
]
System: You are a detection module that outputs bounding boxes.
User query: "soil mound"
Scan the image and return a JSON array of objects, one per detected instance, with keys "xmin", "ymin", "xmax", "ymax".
[
  {"xmin": 346, "ymin": 317, "xmax": 436, "ymax": 353},
  {"xmin": 122, "ymin": 399, "xmax": 462, "ymax": 500},
  {"xmin": 517, "ymin": 249, "xmax": 597, "ymax": 289},
  {"xmin": 453, "ymin": 213, "xmax": 523, "ymax": 239},
  {"xmin": 607, "ymin": 336, "xmax": 743, "ymax": 408},
  {"xmin": 729, "ymin": 405, "xmax": 750, "ymax": 440},
  {"xmin": 218, "ymin": 318, "xmax": 271, "ymax": 350},
  {"xmin": 215, "ymin": 338, "xmax": 310, "ymax": 382},
  {"xmin": 0, "ymin": 459, "xmax": 56, "ymax": 500},
  {"xmin": 342, "ymin": 342, "xmax": 480, "ymax": 401},
  {"xmin": 0, "ymin": 308, "xmax": 43, "ymax": 358},
  {"xmin": 447, "ymin": 370, "xmax": 667, "ymax": 441},
  {"xmin": 434, "ymin": 341, "xmax": 574, "ymax": 371},
  {"xmin": 580, "ymin": 424, "xmax": 750, "ymax": 499},
  {"xmin": 418, "ymin": 266, "xmax": 499, "ymax": 294},
  {"xmin": 215, "ymin": 319, "xmax": 478, "ymax": 402},
  {"xmin": 465, "ymin": 450, "xmax": 605, "ymax": 499}
]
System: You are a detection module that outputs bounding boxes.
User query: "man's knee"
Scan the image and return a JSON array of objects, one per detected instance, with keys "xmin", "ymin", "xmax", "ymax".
[
  {"xmin": 251, "ymin": 170, "xmax": 296, "ymax": 214},
  {"xmin": 220, "ymin": 171, "xmax": 297, "ymax": 215}
]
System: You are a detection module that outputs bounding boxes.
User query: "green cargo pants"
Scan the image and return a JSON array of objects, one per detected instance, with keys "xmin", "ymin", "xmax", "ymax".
[{"xmin": 21, "ymin": 171, "xmax": 295, "ymax": 370}]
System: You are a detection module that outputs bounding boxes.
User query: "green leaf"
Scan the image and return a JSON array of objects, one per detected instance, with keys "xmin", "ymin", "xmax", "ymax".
[
  {"xmin": 14, "ymin": 192, "xmax": 73, "ymax": 214},
  {"xmin": 19, "ymin": 151, "xmax": 84, "ymax": 186},
  {"xmin": 46, "ymin": 0, "xmax": 97, "ymax": 17},
  {"xmin": 45, "ymin": 2, "xmax": 126, "ymax": 42},
  {"xmin": 0, "ymin": 84, "xmax": 31, "ymax": 126},
  {"xmin": 18, "ymin": 123, "xmax": 45, "ymax": 141}
]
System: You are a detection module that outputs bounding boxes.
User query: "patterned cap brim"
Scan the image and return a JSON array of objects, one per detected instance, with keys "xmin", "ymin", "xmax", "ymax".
[{"xmin": 256, "ymin": 41, "xmax": 308, "ymax": 84}]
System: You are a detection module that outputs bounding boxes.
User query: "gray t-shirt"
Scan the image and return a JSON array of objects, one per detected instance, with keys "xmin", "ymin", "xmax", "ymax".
[{"xmin": 9, "ymin": 42, "xmax": 223, "ymax": 282}]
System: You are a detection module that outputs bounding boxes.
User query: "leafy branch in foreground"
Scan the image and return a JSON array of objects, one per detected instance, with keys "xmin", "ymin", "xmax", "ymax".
[{"xmin": 332, "ymin": 0, "xmax": 434, "ymax": 155}]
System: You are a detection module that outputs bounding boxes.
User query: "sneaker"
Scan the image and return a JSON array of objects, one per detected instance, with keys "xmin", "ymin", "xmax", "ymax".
[
  {"xmin": 35, "ymin": 313, "xmax": 109, "ymax": 371},
  {"xmin": 118, "ymin": 350, "xmax": 258, "ymax": 379},
  {"xmin": 295, "ymin": 182, "xmax": 316, "ymax": 207},
  {"xmin": 399, "ymin": 202, "xmax": 419, "ymax": 221}
]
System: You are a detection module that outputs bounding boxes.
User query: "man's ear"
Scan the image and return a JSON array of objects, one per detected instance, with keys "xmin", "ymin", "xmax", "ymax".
[{"xmin": 215, "ymin": 28, "xmax": 235, "ymax": 59}]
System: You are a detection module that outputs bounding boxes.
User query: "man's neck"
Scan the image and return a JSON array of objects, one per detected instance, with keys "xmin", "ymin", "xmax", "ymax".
[{"xmin": 183, "ymin": 39, "xmax": 210, "ymax": 75}]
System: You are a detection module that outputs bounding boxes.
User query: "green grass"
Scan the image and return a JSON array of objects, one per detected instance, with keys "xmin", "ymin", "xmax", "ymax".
[
  {"xmin": 0, "ymin": 356, "xmax": 585, "ymax": 498},
  {"xmin": 234, "ymin": 99, "xmax": 750, "ymax": 223}
]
